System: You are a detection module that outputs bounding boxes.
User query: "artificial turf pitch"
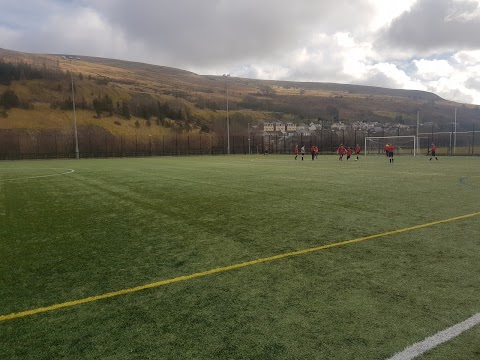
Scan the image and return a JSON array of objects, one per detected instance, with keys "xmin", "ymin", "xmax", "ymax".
[{"xmin": 1, "ymin": 155, "xmax": 479, "ymax": 359}]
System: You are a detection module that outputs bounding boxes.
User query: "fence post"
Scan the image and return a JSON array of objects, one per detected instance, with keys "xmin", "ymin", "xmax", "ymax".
[
  {"xmin": 320, "ymin": 130, "xmax": 323, "ymax": 153},
  {"xmin": 176, "ymin": 135, "xmax": 178, "ymax": 155}
]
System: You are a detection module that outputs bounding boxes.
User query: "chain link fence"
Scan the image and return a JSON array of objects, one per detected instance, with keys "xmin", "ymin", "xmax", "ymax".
[{"xmin": 0, "ymin": 129, "xmax": 479, "ymax": 160}]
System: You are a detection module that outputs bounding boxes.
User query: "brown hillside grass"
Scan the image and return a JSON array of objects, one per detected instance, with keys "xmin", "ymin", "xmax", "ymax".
[{"xmin": 1, "ymin": 48, "xmax": 479, "ymax": 133}]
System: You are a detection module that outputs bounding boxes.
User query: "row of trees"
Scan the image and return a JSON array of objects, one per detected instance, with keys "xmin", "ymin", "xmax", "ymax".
[
  {"xmin": 52, "ymin": 94, "xmax": 196, "ymax": 123},
  {"xmin": 0, "ymin": 59, "xmax": 65, "ymax": 85}
]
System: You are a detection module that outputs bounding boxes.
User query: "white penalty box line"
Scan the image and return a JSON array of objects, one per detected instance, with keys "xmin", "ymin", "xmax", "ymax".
[{"xmin": 388, "ymin": 313, "xmax": 480, "ymax": 360}]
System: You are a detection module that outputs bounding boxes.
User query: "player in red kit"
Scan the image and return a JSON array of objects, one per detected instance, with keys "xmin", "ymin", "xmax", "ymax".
[
  {"xmin": 387, "ymin": 144, "xmax": 395, "ymax": 163},
  {"xmin": 337, "ymin": 144, "xmax": 346, "ymax": 161},
  {"xmin": 346, "ymin": 147, "xmax": 353, "ymax": 160},
  {"xmin": 355, "ymin": 144, "xmax": 361, "ymax": 160},
  {"xmin": 315, "ymin": 145, "xmax": 319, "ymax": 159},
  {"xmin": 310, "ymin": 145, "xmax": 316, "ymax": 160},
  {"xmin": 294, "ymin": 144, "xmax": 299, "ymax": 160},
  {"xmin": 430, "ymin": 143, "xmax": 438, "ymax": 161}
]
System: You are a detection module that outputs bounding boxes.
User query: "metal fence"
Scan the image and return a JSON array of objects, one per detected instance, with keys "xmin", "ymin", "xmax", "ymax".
[{"xmin": 0, "ymin": 129, "xmax": 479, "ymax": 160}]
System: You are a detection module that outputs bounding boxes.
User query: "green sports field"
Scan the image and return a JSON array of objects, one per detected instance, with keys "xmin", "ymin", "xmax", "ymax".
[{"xmin": 1, "ymin": 155, "xmax": 479, "ymax": 360}]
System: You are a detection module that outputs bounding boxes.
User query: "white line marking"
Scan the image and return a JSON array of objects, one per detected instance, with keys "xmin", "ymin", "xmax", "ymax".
[
  {"xmin": 0, "ymin": 169, "xmax": 75, "ymax": 181},
  {"xmin": 387, "ymin": 313, "xmax": 480, "ymax": 360}
]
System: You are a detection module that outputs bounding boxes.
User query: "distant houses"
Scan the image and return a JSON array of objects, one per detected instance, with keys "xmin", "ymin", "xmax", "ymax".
[{"xmin": 257, "ymin": 120, "xmax": 413, "ymax": 136}]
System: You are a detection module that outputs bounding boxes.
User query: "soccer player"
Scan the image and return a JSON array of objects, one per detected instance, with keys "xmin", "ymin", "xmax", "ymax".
[
  {"xmin": 346, "ymin": 147, "xmax": 353, "ymax": 160},
  {"xmin": 430, "ymin": 143, "xmax": 438, "ymax": 161},
  {"xmin": 294, "ymin": 144, "xmax": 299, "ymax": 160},
  {"xmin": 301, "ymin": 145, "xmax": 305, "ymax": 160},
  {"xmin": 384, "ymin": 143, "xmax": 390, "ymax": 157},
  {"xmin": 264, "ymin": 145, "xmax": 269, "ymax": 156},
  {"xmin": 311, "ymin": 145, "xmax": 316, "ymax": 160},
  {"xmin": 387, "ymin": 144, "xmax": 395, "ymax": 163},
  {"xmin": 315, "ymin": 145, "xmax": 319, "ymax": 159},
  {"xmin": 355, "ymin": 144, "xmax": 361, "ymax": 160},
  {"xmin": 337, "ymin": 144, "xmax": 346, "ymax": 161}
]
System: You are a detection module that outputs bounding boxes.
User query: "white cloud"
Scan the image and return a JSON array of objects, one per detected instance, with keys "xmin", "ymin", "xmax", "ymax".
[
  {"xmin": 414, "ymin": 59, "xmax": 455, "ymax": 80},
  {"xmin": 367, "ymin": 0, "xmax": 417, "ymax": 30}
]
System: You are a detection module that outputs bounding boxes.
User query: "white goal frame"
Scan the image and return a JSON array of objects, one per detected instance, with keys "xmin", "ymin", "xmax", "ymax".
[{"xmin": 364, "ymin": 135, "xmax": 416, "ymax": 157}]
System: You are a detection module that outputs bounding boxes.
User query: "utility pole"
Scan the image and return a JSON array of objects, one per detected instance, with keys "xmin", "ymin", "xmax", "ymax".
[
  {"xmin": 223, "ymin": 74, "xmax": 230, "ymax": 154},
  {"xmin": 70, "ymin": 59, "xmax": 80, "ymax": 159}
]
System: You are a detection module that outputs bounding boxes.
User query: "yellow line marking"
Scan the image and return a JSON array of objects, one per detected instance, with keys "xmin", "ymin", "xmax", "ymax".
[{"xmin": 1, "ymin": 211, "xmax": 479, "ymax": 323}]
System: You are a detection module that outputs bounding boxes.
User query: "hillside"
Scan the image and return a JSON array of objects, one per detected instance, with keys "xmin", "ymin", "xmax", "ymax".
[{"xmin": 0, "ymin": 47, "xmax": 479, "ymax": 138}]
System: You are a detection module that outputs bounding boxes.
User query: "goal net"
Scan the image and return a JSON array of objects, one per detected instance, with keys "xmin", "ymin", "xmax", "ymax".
[{"xmin": 364, "ymin": 136, "xmax": 416, "ymax": 156}]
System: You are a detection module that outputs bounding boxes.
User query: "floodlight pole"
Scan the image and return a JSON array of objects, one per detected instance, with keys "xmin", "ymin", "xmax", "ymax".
[
  {"xmin": 70, "ymin": 59, "xmax": 80, "ymax": 159},
  {"xmin": 223, "ymin": 74, "xmax": 230, "ymax": 154},
  {"xmin": 454, "ymin": 107, "xmax": 457, "ymax": 155},
  {"xmin": 416, "ymin": 110, "xmax": 420, "ymax": 156},
  {"xmin": 248, "ymin": 122, "xmax": 251, "ymax": 154}
]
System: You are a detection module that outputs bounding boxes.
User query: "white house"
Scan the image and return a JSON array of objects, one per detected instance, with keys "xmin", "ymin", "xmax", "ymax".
[
  {"xmin": 286, "ymin": 123, "xmax": 296, "ymax": 132},
  {"xmin": 274, "ymin": 123, "xmax": 285, "ymax": 133},
  {"xmin": 262, "ymin": 123, "xmax": 274, "ymax": 132}
]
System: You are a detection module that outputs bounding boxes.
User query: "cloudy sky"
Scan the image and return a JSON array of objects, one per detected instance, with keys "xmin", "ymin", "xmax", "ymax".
[{"xmin": 1, "ymin": 0, "xmax": 480, "ymax": 104}]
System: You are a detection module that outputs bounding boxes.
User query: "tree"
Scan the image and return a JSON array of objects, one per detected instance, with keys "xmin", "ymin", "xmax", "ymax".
[
  {"xmin": 121, "ymin": 100, "xmax": 131, "ymax": 119},
  {"xmin": 0, "ymin": 89, "xmax": 20, "ymax": 110},
  {"xmin": 325, "ymin": 105, "xmax": 339, "ymax": 121},
  {"xmin": 92, "ymin": 98, "xmax": 102, "ymax": 117}
]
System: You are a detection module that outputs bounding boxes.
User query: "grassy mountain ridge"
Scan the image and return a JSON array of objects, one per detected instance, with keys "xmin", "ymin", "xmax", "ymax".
[{"xmin": 0, "ymin": 48, "xmax": 478, "ymax": 136}]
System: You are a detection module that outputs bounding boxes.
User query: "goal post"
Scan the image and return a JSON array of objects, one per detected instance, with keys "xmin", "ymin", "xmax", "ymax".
[{"xmin": 364, "ymin": 135, "xmax": 416, "ymax": 157}]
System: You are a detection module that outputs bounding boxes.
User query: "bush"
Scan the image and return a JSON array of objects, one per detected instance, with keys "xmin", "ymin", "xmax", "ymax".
[
  {"xmin": 114, "ymin": 120, "xmax": 121, "ymax": 126},
  {"xmin": 135, "ymin": 120, "xmax": 140, "ymax": 128},
  {"xmin": 0, "ymin": 89, "xmax": 20, "ymax": 110}
]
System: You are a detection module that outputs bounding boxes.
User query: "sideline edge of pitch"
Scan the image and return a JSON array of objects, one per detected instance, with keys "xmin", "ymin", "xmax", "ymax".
[{"xmin": 1, "ymin": 211, "xmax": 479, "ymax": 323}]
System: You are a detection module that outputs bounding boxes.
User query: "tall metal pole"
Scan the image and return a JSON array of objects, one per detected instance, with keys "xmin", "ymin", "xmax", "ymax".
[
  {"xmin": 416, "ymin": 110, "xmax": 420, "ymax": 156},
  {"xmin": 454, "ymin": 107, "xmax": 457, "ymax": 155},
  {"xmin": 248, "ymin": 122, "xmax": 251, "ymax": 154},
  {"xmin": 70, "ymin": 60, "xmax": 79, "ymax": 159},
  {"xmin": 472, "ymin": 122, "xmax": 475, "ymax": 155},
  {"xmin": 223, "ymin": 74, "xmax": 230, "ymax": 154}
]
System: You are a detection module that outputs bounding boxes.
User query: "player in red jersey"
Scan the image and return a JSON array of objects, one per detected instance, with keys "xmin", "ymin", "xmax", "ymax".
[
  {"xmin": 337, "ymin": 144, "xmax": 346, "ymax": 161},
  {"xmin": 355, "ymin": 144, "xmax": 361, "ymax": 160},
  {"xmin": 294, "ymin": 144, "xmax": 299, "ymax": 160},
  {"xmin": 315, "ymin": 145, "xmax": 319, "ymax": 159},
  {"xmin": 387, "ymin": 144, "xmax": 395, "ymax": 163},
  {"xmin": 384, "ymin": 144, "xmax": 390, "ymax": 157},
  {"xmin": 429, "ymin": 143, "xmax": 438, "ymax": 161},
  {"xmin": 346, "ymin": 147, "xmax": 353, "ymax": 160},
  {"xmin": 310, "ymin": 145, "xmax": 316, "ymax": 160}
]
